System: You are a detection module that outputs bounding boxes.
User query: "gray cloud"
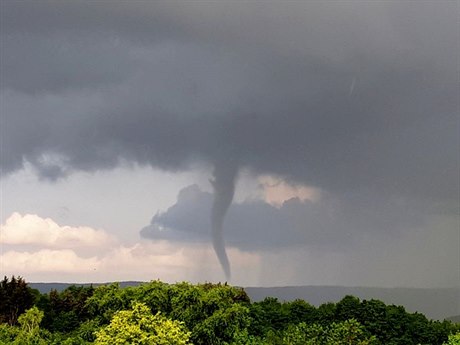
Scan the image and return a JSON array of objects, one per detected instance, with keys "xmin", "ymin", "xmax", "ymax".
[
  {"xmin": 141, "ymin": 185, "xmax": 432, "ymax": 251},
  {"xmin": 1, "ymin": 2, "xmax": 458, "ymax": 207},
  {"xmin": 2, "ymin": 33, "xmax": 134, "ymax": 94}
]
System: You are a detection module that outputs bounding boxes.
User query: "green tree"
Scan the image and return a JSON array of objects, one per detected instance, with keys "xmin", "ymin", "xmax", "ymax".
[
  {"xmin": 315, "ymin": 302, "xmax": 337, "ymax": 326},
  {"xmin": 0, "ymin": 324, "xmax": 18, "ymax": 344},
  {"xmin": 74, "ymin": 319, "xmax": 100, "ymax": 342},
  {"xmin": 17, "ymin": 307, "xmax": 43, "ymax": 333},
  {"xmin": 13, "ymin": 306, "xmax": 47, "ymax": 345},
  {"xmin": 282, "ymin": 319, "xmax": 377, "ymax": 345},
  {"xmin": 285, "ymin": 299, "xmax": 316, "ymax": 325},
  {"xmin": 130, "ymin": 280, "xmax": 171, "ymax": 315},
  {"xmin": 335, "ymin": 296, "xmax": 361, "ymax": 322},
  {"xmin": 86, "ymin": 283, "xmax": 134, "ymax": 324},
  {"xmin": 229, "ymin": 329, "xmax": 265, "ymax": 345},
  {"xmin": 444, "ymin": 332, "xmax": 460, "ymax": 345},
  {"xmin": 192, "ymin": 304, "xmax": 251, "ymax": 345},
  {"xmin": 40, "ymin": 285, "xmax": 94, "ymax": 333},
  {"xmin": 94, "ymin": 302, "xmax": 191, "ymax": 345},
  {"xmin": 248, "ymin": 297, "xmax": 289, "ymax": 336},
  {"xmin": 0, "ymin": 276, "xmax": 36, "ymax": 325}
]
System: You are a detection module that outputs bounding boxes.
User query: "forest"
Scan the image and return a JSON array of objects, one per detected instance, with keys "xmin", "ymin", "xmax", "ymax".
[{"xmin": 1, "ymin": 276, "xmax": 459, "ymax": 345}]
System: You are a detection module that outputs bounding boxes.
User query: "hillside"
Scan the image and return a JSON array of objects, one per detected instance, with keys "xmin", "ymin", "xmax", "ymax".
[{"xmin": 446, "ymin": 315, "xmax": 460, "ymax": 324}]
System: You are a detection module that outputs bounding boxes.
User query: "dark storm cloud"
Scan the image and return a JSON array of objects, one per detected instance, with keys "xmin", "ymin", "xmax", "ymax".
[
  {"xmin": 1, "ymin": 1, "xmax": 458, "ymax": 203},
  {"xmin": 141, "ymin": 185, "xmax": 430, "ymax": 251},
  {"xmin": 1, "ymin": 33, "xmax": 134, "ymax": 93}
]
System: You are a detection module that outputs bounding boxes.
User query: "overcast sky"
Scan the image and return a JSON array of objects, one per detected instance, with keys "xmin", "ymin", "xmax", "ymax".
[{"xmin": 1, "ymin": 1, "xmax": 458, "ymax": 288}]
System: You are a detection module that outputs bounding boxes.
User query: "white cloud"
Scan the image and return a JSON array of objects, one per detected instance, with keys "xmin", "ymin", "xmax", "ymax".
[
  {"xmin": 1, "ymin": 249, "xmax": 101, "ymax": 273},
  {"xmin": 97, "ymin": 241, "xmax": 260, "ymax": 283},
  {"xmin": 0, "ymin": 212, "xmax": 114, "ymax": 248},
  {"xmin": 0, "ymin": 212, "xmax": 261, "ymax": 284},
  {"xmin": 0, "ymin": 241, "xmax": 260, "ymax": 284}
]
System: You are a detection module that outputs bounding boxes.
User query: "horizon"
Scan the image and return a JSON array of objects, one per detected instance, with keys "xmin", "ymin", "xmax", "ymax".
[{"xmin": 24, "ymin": 279, "xmax": 460, "ymax": 290}]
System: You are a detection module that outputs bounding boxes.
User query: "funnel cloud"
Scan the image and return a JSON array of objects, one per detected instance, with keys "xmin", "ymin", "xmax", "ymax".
[{"xmin": 210, "ymin": 161, "xmax": 238, "ymax": 280}]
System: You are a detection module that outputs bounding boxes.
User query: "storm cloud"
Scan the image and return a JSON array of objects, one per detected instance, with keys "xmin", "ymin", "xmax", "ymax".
[
  {"xmin": 1, "ymin": 1, "xmax": 458, "ymax": 281},
  {"xmin": 2, "ymin": 1, "xmax": 457, "ymax": 199},
  {"xmin": 141, "ymin": 184, "xmax": 434, "ymax": 251}
]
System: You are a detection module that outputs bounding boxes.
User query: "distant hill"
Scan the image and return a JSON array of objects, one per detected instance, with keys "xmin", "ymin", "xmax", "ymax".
[
  {"xmin": 30, "ymin": 282, "xmax": 458, "ymax": 321},
  {"xmin": 446, "ymin": 315, "xmax": 460, "ymax": 324},
  {"xmin": 30, "ymin": 281, "xmax": 143, "ymax": 293}
]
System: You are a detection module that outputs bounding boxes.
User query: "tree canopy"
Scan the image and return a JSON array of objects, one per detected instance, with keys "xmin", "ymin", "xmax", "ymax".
[
  {"xmin": 0, "ymin": 276, "xmax": 458, "ymax": 345},
  {"xmin": 94, "ymin": 302, "xmax": 190, "ymax": 345}
]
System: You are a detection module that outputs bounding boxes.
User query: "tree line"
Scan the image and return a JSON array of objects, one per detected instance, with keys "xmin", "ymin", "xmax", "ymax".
[{"xmin": 0, "ymin": 276, "xmax": 458, "ymax": 344}]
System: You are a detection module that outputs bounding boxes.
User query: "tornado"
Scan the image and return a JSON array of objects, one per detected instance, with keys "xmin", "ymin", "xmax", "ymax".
[{"xmin": 210, "ymin": 161, "xmax": 238, "ymax": 280}]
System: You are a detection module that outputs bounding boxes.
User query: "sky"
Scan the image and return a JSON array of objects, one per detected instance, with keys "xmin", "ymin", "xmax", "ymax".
[{"xmin": 0, "ymin": 1, "xmax": 458, "ymax": 288}]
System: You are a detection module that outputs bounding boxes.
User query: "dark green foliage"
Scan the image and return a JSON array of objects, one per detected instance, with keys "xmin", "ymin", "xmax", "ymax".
[
  {"xmin": 335, "ymin": 295, "xmax": 362, "ymax": 321},
  {"xmin": 1, "ymin": 276, "xmax": 459, "ymax": 344},
  {"xmin": 345, "ymin": 297, "xmax": 455, "ymax": 345},
  {"xmin": 248, "ymin": 297, "xmax": 290, "ymax": 336},
  {"xmin": 315, "ymin": 301, "xmax": 337, "ymax": 326},
  {"xmin": 0, "ymin": 276, "xmax": 36, "ymax": 325},
  {"xmin": 285, "ymin": 299, "xmax": 316, "ymax": 325},
  {"xmin": 85, "ymin": 283, "xmax": 132, "ymax": 324},
  {"xmin": 131, "ymin": 280, "xmax": 172, "ymax": 314},
  {"xmin": 279, "ymin": 319, "xmax": 378, "ymax": 345},
  {"xmin": 192, "ymin": 304, "xmax": 250, "ymax": 345},
  {"xmin": 358, "ymin": 299, "xmax": 388, "ymax": 337},
  {"xmin": 40, "ymin": 285, "xmax": 95, "ymax": 333},
  {"xmin": 74, "ymin": 319, "xmax": 101, "ymax": 342}
]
